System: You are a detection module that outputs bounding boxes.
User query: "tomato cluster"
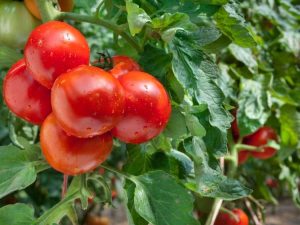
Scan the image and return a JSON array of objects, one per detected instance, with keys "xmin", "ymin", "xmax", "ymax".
[
  {"xmin": 231, "ymin": 110, "xmax": 278, "ymax": 164},
  {"xmin": 3, "ymin": 21, "xmax": 171, "ymax": 175}
]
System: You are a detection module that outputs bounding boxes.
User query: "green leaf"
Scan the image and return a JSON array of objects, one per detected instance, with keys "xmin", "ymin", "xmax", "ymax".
[
  {"xmin": 280, "ymin": 31, "xmax": 300, "ymax": 57},
  {"xmin": 170, "ymin": 30, "xmax": 232, "ymax": 133},
  {"xmin": 195, "ymin": 0, "xmax": 228, "ymax": 5},
  {"xmin": 0, "ymin": 45, "xmax": 22, "ymax": 69},
  {"xmin": 0, "ymin": 145, "xmax": 41, "ymax": 199},
  {"xmin": 184, "ymin": 137, "xmax": 252, "ymax": 200},
  {"xmin": 279, "ymin": 105, "xmax": 300, "ymax": 147},
  {"xmin": 139, "ymin": 45, "xmax": 172, "ymax": 80},
  {"xmin": 164, "ymin": 107, "xmax": 188, "ymax": 139},
  {"xmin": 228, "ymin": 44, "xmax": 258, "ymax": 73},
  {"xmin": 214, "ymin": 3, "xmax": 256, "ymax": 47},
  {"xmin": 237, "ymin": 75, "xmax": 272, "ymax": 136},
  {"xmin": 185, "ymin": 114, "xmax": 206, "ymax": 137},
  {"xmin": 152, "ymin": 13, "xmax": 196, "ymax": 42},
  {"xmin": 0, "ymin": 204, "xmax": 35, "ymax": 225},
  {"xmin": 132, "ymin": 171, "xmax": 199, "ymax": 225},
  {"xmin": 126, "ymin": 1, "xmax": 151, "ymax": 36}
]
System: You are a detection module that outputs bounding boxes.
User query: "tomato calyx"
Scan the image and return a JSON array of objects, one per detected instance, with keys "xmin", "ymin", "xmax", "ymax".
[{"xmin": 92, "ymin": 52, "xmax": 114, "ymax": 71}]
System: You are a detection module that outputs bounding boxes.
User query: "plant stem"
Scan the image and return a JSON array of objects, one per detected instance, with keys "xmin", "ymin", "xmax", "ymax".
[
  {"xmin": 36, "ymin": 0, "xmax": 60, "ymax": 22},
  {"xmin": 235, "ymin": 144, "xmax": 262, "ymax": 151},
  {"xmin": 57, "ymin": 12, "xmax": 142, "ymax": 53},
  {"xmin": 205, "ymin": 199, "xmax": 223, "ymax": 225},
  {"xmin": 100, "ymin": 164, "xmax": 133, "ymax": 180},
  {"xmin": 61, "ymin": 174, "xmax": 69, "ymax": 199},
  {"xmin": 227, "ymin": 145, "xmax": 238, "ymax": 178}
]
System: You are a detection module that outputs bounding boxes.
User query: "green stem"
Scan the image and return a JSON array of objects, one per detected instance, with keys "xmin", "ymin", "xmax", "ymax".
[
  {"xmin": 36, "ymin": 0, "xmax": 60, "ymax": 22},
  {"xmin": 227, "ymin": 145, "xmax": 238, "ymax": 178},
  {"xmin": 57, "ymin": 12, "xmax": 142, "ymax": 53},
  {"xmin": 235, "ymin": 144, "xmax": 261, "ymax": 151},
  {"xmin": 100, "ymin": 164, "xmax": 133, "ymax": 180},
  {"xmin": 220, "ymin": 207, "xmax": 239, "ymax": 222},
  {"xmin": 205, "ymin": 199, "xmax": 223, "ymax": 225}
]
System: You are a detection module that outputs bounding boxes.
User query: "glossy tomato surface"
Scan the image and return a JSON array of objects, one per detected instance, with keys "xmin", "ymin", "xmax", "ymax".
[
  {"xmin": 110, "ymin": 55, "xmax": 141, "ymax": 78},
  {"xmin": 243, "ymin": 127, "xmax": 277, "ymax": 159},
  {"xmin": 215, "ymin": 209, "xmax": 249, "ymax": 225},
  {"xmin": 0, "ymin": 1, "xmax": 40, "ymax": 49},
  {"xmin": 24, "ymin": 0, "xmax": 74, "ymax": 20},
  {"xmin": 40, "ymin": 114, "xmax": 113, "ymax": 175},
  {"xmin": 24, "ymin": 21, "xmax": 90, "ymax": 89},
  {"xmin": 51, "ymin": 65, "xmax": 125, "ymax": 138},
  {"xmin": 3, "ymin": 59, "xmax": 51, "ymax": 124},
  {"xmin": 112, "ymin": 71, "xmax": 171, "ymax": 144}
]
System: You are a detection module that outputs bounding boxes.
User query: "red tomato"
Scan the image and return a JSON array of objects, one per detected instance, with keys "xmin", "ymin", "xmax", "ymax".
[
  {"xmin": 231, "ymin": 109, "xmax": 240, "ymax": 142},
  {"xmin": 238, "ymin": 151, "xmax": 249, "ymax": 165},
  {"xmin": 243, "ymin": 127, "xmax": 277, "ymax": 159},
  {"xmin": 24, "ymin": 21, "xmax": 90, "ymax": 89},
  {"xmin": 40, "ymin": 114, "xmax": 113, "ymax": 175},
  {"xmin": 112, "ymin": 71, "xmax": 171, "ymax": 144},
  {"xmin": 109, "ymin": 55, "xmax": 141, "ymax": 78},
  {"xmin": 266, "ymin": 178, "xmax": 279, "ymax": 188},
  {"xmin": 51, "ymin": 65, "xmax": 125, "ymax": 138},
  {"xmin": 3, "ymin": 59, "xmax": 51, "ymax": 124},
  {"xmin": 215, "ymin": 209, "xmax": 249, "ymax": 225}
]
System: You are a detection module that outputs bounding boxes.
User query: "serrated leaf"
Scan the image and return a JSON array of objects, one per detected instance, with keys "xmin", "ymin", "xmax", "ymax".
[
  {"xmin": 228, "ymin": 44, "xmax": 258, "ymax": 73},
  {"xmin": 0, "ymin": 204, "xmax": 35, "ymax": 225},
  {"xmin": 152, "ymin": 13, "xmax": 196, "ymax": 42},
  {"xmin": 126, "ymin": 1, "xmax": 151, "ymax": 36},
  {"xmin": 170, "ymin": 30, "xmax": 232, "ymax": 133},
  {"xmin": 185, "ymin": 114, "xmax": 206, "ymax": 137},
  {"xmin": 184, "ymin": 137, "xmax": 252, "ymax": 200},
  {"xmin": 214, "ymin": 3, "xmax": 256, "ymax": 47},
  {"xmin": 132, "ymin": 171, "xmax": 199, "ymax": 225},
  {"xmin": 237, "ymin": 74, "xmax": 272, "ymax": 136},
  {"xmin": 0, "ymin": 145, "xmax": 40, "ymax": 199},
  {"xmin": 164, "ymin": 107, "xmax": 188, "ymax": 139},
  {"xmin": 279, "ymin": 105, "xmax": 300, "ymax": 147}
]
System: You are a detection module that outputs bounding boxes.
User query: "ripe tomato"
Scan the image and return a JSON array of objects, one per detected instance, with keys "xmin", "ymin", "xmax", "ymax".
[
  {"xmin": 86, "ymin": 215, "xmax": 110, "ymax": 225},
  {"xmin": 243, "ymin": 127, "xmax": 277, "ymax": 159},
  {"xmin": 3, "ymin": 59, "xmax": 51, "ymax": 124},
  {"xmin": 24, "ymin": 21, "xmax": 90, "ymax": 89},
  {"xmin": 51, "ymin": 65, "xmax": 125, "ymax": 138},
  {"xmin": 0, "ymin": 1, "xmax": 40, "ymax": 49},
  {"xmin": 238, "ymin": 151, "xmax": 249, "ymax": 165},
  {"xmin": 266, "ymin": 178, "xmax": 279, "ymax": 188},
  {"xmin": 24, "ymin": 0, "xmax": 74, "ymax": 20},
  {"xmin": 112, "ymin": 71, "xmax": 171, "ymax": 144},
  {"xmin": 109, "ymin": 55, "xmax": 141, "ymax": 78},
  {"xmin": 40, "ymin": 114, "xmax": 113, "ymax": 175},
  {"xmin": 215, "ymin": 209, "xmax": 249, "ymax": 225}
]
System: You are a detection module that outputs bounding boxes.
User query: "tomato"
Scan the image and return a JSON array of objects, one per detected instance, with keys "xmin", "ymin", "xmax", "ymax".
[
  {"xmin": 0, "ymin": 1, "xmax": 40, "ymax": 49},
  {"xmin": 24, "ymin": 0, "xmax": 74, "ymax": 20},
  {"xmin": 238, "ymin": 151, "xmax": 249, "ymax": 165},
  {"xmin": 109, "ymin": 55, "xmax": 141, "ymax": 78},
  {"xmin": 215, "ymin": 209, "xmax": 249, "ymax": 225},
  {"xmin": 86, "ymin": 215, "xmax": 110, "ymax": 225},
  {"xmin": 231, "ymin": 109, "xmax": 240, "ymax": 142},
  {"xmin": 266, "ymin": 178, "xmax": 279, "ymax": 188},
  {"xmin": 112, "ymin": 71, "xmax": 171, "ymax": 144},
  {"xmin": 24, "ymin": 21, "xmax": 90, "ymax": 89},
  {"xmin": 243, "ymin": 127, "xmax": 277, "ymax": 159},
  {"xmin": 3, "ymin": 59, "xmax": 51, "ymax": 124},
  {"xmin": 40, "ymin": 114, "xmax": 113, "ymax": 175},
  {"xmin": 51, "ymin": 65, "xmax": 125, "ymax": 138}
]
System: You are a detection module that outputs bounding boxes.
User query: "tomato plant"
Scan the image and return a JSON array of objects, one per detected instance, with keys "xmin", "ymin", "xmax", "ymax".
[
  {"xmin": 0, "ymin": 0, "xmax": 299, "ymax": 225},
  {"xmin": 0, "ymin": 0, "xmax": 40, "ymax": 49}
]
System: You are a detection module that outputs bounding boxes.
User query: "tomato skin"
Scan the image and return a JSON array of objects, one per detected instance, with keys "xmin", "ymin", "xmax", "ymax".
[
  {"xmin": 112, "ymin": 71, "xmax": 171, "ymax": 144},
  {"xmin": 110, "ymin": 55, "xmax": 141, "ymax": 78},
  {"xmin": 3, "ymin": 59, "xmax": 51, "ymax": 124},
  {"xmin": 24, "ymin": 21, "xmax": 90, "ymax": 89},
  {"xmin": 215, "ymin": 209, "xmax": 249, "ymax": 225},
  {"xmin": 238, "ymin": 151, "xmax": 249, "ymax": 165},
  {"xmin": 51, "ymin": 65, "xmax": 125, "ymax": 138},
  {"xmin": 40, "ymin": 114, "xmax": 113, "ymax": 175},
  {"xmin": 0, "ymin": 1, "xmax": 40, "ymax": 49},
  {"xmin": 24, "ymin": 0, "xmax": 74, "ymax": 20},
  {"xmin": 243, "ymin": 127, "xmax": 277, "ymax": 159}
]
